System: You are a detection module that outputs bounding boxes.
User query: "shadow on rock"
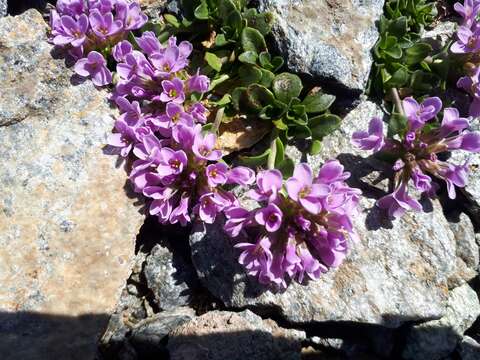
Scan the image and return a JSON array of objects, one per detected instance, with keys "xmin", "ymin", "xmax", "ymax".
[{"xmin": 0, "ymin": 311, "xmax": 110, "ymax": 360}]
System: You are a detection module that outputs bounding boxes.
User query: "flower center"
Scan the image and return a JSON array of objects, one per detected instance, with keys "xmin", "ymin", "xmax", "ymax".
[
  {"xmin": 169, "ymin": 159, "xmax": 181, "ymax": 170},
  {"xmin": 299, "ymin": 186, "xmax": 311, "ymax": 199},
  {"xmin": 200, "ymin": 146, "xmax": 211, "ymax": 156},
  {"xmin": 169, "ymin": 89, "xmax": 177, "ymax": 97},
  {"xmin": 468, "ymin": 35, "xmax": 477, "ymax": 48},
  {"xmin": 209, "ymin": 169, "xmax": 217, "ymax": 178},
  {"xmin": 163, "ymin": 64, "xmax": 171, "ymax": 71}
]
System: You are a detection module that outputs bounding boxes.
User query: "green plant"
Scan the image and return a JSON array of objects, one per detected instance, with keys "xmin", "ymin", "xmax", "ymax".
[
  {"xmin": 368, "ymin": 0, "xmax": 450, "ymax": 99},
  {"xmin": 140, "ymin": 0, "xmax": 340, "ymax": 172}
]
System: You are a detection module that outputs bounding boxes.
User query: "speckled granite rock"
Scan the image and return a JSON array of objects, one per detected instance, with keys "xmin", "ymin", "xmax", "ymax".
[
  {"xmin": 403, "ymin": 284, "xmax": 480, "ymax": 360},
  {"xmin": 259, "ymin": 0, "xmax": 384, "ymax": 93},
  {"xmin": 167, "ymin": 310, "xmax": 305, "ymax": 360},
  {"xmin": 144, "ymin": 244, "xmax": 198, "ymax": 310},
  {"xmin": 189, "ymin": 100, "xmax": 464, "ymax": 327},
  {"xmin": 0, "ymin": 10, "xmax": 143, "ymax": 360},
  {"xmin": 0, "ymin": 0, "xmax": 6, "ymax": 17}
]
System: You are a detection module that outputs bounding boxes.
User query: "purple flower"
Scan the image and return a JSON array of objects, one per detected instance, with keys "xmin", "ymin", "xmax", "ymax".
[
  {"xmin": 188, "ymin": 69, "xmax": 210, "ymax": 93},
  {"xmin": 226, "ymin": 166, "xmax": 255, "ymax": 186},
  {"xmin": 460, "ymin": 132, "xmax": 480, "ymax": 152},
  {"xmin": 403, "ymin": 96, "xmax": 442, "ymax": 130},
  {"xmin": 206, "ymin": 163, "xmax": 229, "ymax": 187},
  {"xmin": 286, "ymin": 164, "xmax": 329, "ymax": 214},
  {"xmin": 169, "ymin": 193, "xmax": 191, "ymax": 226},
  {"xmin": 160, "ymin": 78, "xmax": 185, "ymax": 103},
  {"xmin": 143, "ymin": 186, "xmax": 175, "ymax": 222},
  {"xmin": 411, "ymin": 167, "xmax": 432, "ymax": 192},
  {"xmin": 312, "ymin": 232, "xmax": 347, "ymax": 268},
  {"xmin": 150, "ymin": 45, "xmax": 188, "ymax": 77},
  {"xmin": 88, "ymin": 0, "xmax": 114, "ymax": 14},
  {"xmin": 116, "ymin": 0, "xmax": 148, "ymax": 30},
  {"xmin": 192, "ymin": 132, "xmax": 222, "ymax": 161},
  {"xmin": 235, "ymin": 237, "xmax": 274, "ymax": 285},
  {"xmin": 316, "ymin": 160, "xmax": 350, "ymax": 184},
  {"xmin": 454, "ymin": 0, "xmax": 480, "ymax": 26},
  {"xmin": 439, "ymin": 108, "xmax": 470, "ymax": 137},
  {"xmin": 197, "ymin": 192, "xmax": 228, "ymax": 224},
  {"xmin": 377, "ymin": 183, "xmax": 422, "ymax": 218},
  {"xmin": 187, "ymin": 103, "xmax": 208, "ymax": 123},
  {"xmin": 112, "ymin": 40, "xmax": 133, "ymax": 62},
  {"xmin": 156, "ymin": 147, "xmax": 187, "ymax": 180},
  {"xmin": 439, "ymin": 162, "xmax": 470, "ymax": 199},
  {"xmin": 247, "ymin": 169, "xmax": 283, "ymax": 202},
  {"xmin": 56, "ymin": 0, "xmax": 85, "ymax": 17},
  {"xmin": 224, "ymin": 206, "xmax": 251, "ymax": 237},
  {"xmin": 254, "ymin": 204, "xmax": 283, "ymax": 232},
  {"xmin": 53, "ymin": 14, "xmax": 88, "ymax": 47},
  {"xmin": 74, "ymin": 51, "xmax": 112, "ymax": 86},
  {"xmin": 135, "ymin": 31, "xmax": 163, "ymax": 55},
  {"xmin": 351, "ymin": 117, "xmax": 384, "ymax": 152},
  {"xmin": 89, "ymin": 8, "xmax": 123, "ymax": 39},
  {"xmin": 451, "ymin": 26, "xmax": 480, "ymax": 54}
]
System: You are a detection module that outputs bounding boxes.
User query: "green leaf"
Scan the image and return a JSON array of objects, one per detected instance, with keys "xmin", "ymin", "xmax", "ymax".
[
  {"xmin": 246, "ymin": 84, "xmax": 276, "ymax": 111},
  {"xmin": 274, "ymin": 137, "xmax": 285, "ymax": 166},
  {"xmin": 309, "ymin": 114, "xmax": 341, "ymax": 139},
  {"xmin": 239, "ymin": 148, "xmax": 271, "ymax": 166},
  {"xmin": 194, "ymin": 1, "xmax": 209, "ymax": 20},
  {"xmin": 238, "ymin": 51, "xmax": 258, "ymax": 64},
  {"xmin": 164, "ymin": 14, "xmax": 180, "ymax": 28},
  {"xmin": 384, "ymin": 67, "xmax": 408, "ymax": 88},
  {"xmin": 301, "ymin": 92, "xmax": 336, "ymax": 113},
  {"xmin": 276, "ymin": 158, "xmax": 294, "ymax": 178},
  {"xmin": 241, "ymin": 27, "xmax": 267, "ymax": 53},
  {"xmin": 211, "ymin": 94, "xmax": 231, "ymax": 106},
  {"xmin": 231, "ymin": 87, "xmax": 247, "ymax": 111},
  {"xmin": 215, "ymin": 34, "xmax": 229, "ymax": 47},
  {"xmin": 405, "ymin": 42, "xmax": 432, "ymax": 65},
  {"xmin": 204, "ymin": 52, "xmax": 222, "ymax": 72},
  {"xmin": 209, "ymin": 74, "xmax": 229, "ymax": 91},
  {"xmin": 310, "ymin": 139, "xmax": 322, "ymax": 155},
  {"xmin": 287, "ymin": 125, "xmax": 311, "ymax": 139},
  {"xmin": 238, "ymin": 65, "xmax": 263, "ymax": 85},
  {"xmin": 387, "ymin": 113, "xmax": 408, "ymax": 138},
  {"xmin": 259, "ymin": 68, "xmax": 275, "ymax": 87},
  {"xmin": 271, "ymin": 56, "xmax": 284, "ymax": 72},
  {"xmin": 272, "ymin": 73, "xmax": 303, "ymax": 104},
  {"xmin": 272, "ymin": 118, "xmax": 288, "ymax": 130}
]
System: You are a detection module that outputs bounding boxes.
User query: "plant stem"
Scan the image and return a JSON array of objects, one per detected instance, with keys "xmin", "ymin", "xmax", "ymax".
[
  {"xmin": 390, "ymin": 87, "xmax": 404, "ymax": 116},
  {"xmin": 267, "ymin": 137, "xmax": 277, "ymax": 170}
]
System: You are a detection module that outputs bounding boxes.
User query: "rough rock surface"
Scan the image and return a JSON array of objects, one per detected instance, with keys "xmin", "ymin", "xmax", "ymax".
[
  {"xmin": 144, "ymin": 244, "xmax": 198, "ymax": 310},
  {"xmin": 458, "ymin": 336, "xmax": 480, "ymax": 360},
  {"xmin": 167, "ymin": 310, "xmax": 305, "ymax": 360},
  {"xmin": 0, "ymin": 0, "xmax": 6, "ymax": 17},
  {"xmin": 189, "ymin": 100, "xmax": 464, "ymax": 327},
  {"xmin": 403, "ymin": 284, "xmax": 480, "ymax": 360},
  {"xmin": 0, "ymin": 10, "xmax": 143, "ymax": 360},
  {"xmin": 259, "ymin": 0, "xmax": 384, "ymax": 93}
]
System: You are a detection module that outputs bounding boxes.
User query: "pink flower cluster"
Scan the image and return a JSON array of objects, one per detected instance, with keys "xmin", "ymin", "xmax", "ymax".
[
  {"xmin": 352, "ymin": 96, "xmax": 480, "ymax": 218},
  {"xmin": 453, "ymin": 1, "xmax": 480, "ymax": 116},
  {"xmin": 105, "ymin": 32, "xmax": 256, "ymax": 225},
  {"xmin": 224, "ymin": 162, "xmax": 361, "ymax": 287},
  {"xmin": 50, "ymin": 0, "xmax": 148, "ymax": 86}
]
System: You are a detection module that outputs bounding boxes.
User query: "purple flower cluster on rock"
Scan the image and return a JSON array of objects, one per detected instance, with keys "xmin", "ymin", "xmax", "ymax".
[
  {"xmin": 352, "ymin": 96, "xmax": 480, "ymax": 218},
  {"xmin": 50, "ymin": 0, "xmax": 147, "ymax": 86},
  {"xmin": 224, "ymin": 162, "xmax": 361, "ymax": 288},
  {"xmin": 48, "ymin": 0, "xmax": 363, "ymax": 288},
  {"xmin": 453, "ymin": 1, "xmax": 480, "ymax": 116}
]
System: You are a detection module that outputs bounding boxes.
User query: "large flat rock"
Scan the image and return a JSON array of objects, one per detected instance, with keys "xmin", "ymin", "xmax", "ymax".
[
  {"xmin": 0, "ymin": 10, "xmax": 144, "ymax": 360},
  {"xmin": 189, "ymin": 100, "xmax": 466, "ymax": 327},
  {"xmin": 259, "ymin": 0, "xmax": 384, "ymax": 93}
]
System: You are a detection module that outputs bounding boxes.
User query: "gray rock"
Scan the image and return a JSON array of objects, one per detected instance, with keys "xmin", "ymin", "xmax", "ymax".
[
  {"xmin": 0, "ymin": 0, "xmax": 6, "ymax": 17},
  {"xmin": 259, "ymin": 0, "xmax": 385, "ymax": 93},
  {"xmin": 189, "ymin": 100, "xmax": 464, "ymax": 327},
  {"xmin": 458, "ymin": 336, "xmax": 480, "ymax": 360},
  {"xmin": 144, "ymin": 244, "xmax": 198, "ymax": 310},
  {"xmin": 422, "ymin": 21, "xmax": 457, "ymax": 52},
  {"xmin": 403, "ymin": 284, "xmax": 480, "ymax": 360},
  {"xmin": 167, "ymin": 310, "xmax": 305, "ymax": 360},
  {"xmin": 0, "ymin": 10, "xmax": 144, "ymax": 360},
  {"xmin": 449, "ymin": 213, "xmax": 479, "ymax": 272},
  {"xmin": 129, "ymin": 307, "xmax": 195, "ymax": 354}
]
